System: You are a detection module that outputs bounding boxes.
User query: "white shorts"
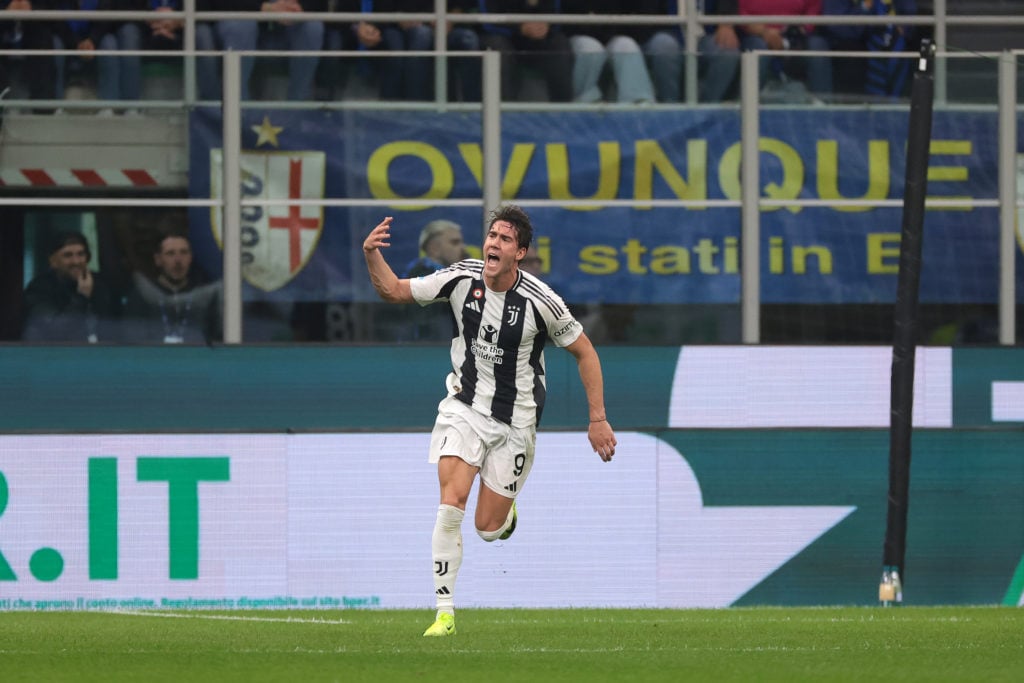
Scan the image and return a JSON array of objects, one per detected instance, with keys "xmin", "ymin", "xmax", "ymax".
[{"xmin": 428, "ymin": 396, "xmax": 536, "ymax": 499}]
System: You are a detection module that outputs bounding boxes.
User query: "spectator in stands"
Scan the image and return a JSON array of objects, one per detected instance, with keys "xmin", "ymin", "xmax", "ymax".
[
  {"xmin": 1, "ymin": 1, "xmax": 62, "ymax": 109},
  {"xmin": 696, "ymin": 0, "xmax": 742, "ymax": 102},
  {"xmin": 403, "ymin": 219, "xmax": 467, "ymax": 277},
  {"xmin": 122, "ymin": 232, "xmax": 222, "ymax": 344},
  {"xmin": 822, "ymin": 0, "xmax": 917, "ymax": 100},
  {"xmin": 519, "ymin": 244, "xmax": 543, "ymax": 276},
  {"xmin": 22, "ymin": 231, "xmax": 120, "ymax": 343},
  {"xmin": 737, "ymin": 0, "xmax": 833, "ymax": 100},
  {"xmin": 147, "ymin": 0, "xmax": 183, "ymax": 50},
  {"xmin": 0, "ymin": 1, "xmax": 142, "ymax": 112},
  {"xmin": 45, "ymin": 1, "xmax": 146, "ymax": 114},
  {"xmin": 327, "ymin": 1, "xmax": 481, "ymax": 101},
  {"xmin": 476, "ymin": 0, "xmax": 573, "ymax": 102},
  {"xmin": 195, "ymin": 0, "xmax": 325, "ymax": 101},
  {"xmin": 564, "ymin": 1, "xmax": 683, "ymax": 104},
  {"xmin": 394, "ymin": 219, "xmax": 469, "ymax": 341}
]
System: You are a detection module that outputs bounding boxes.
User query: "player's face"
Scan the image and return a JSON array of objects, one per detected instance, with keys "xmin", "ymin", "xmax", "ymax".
[{"xmin": 483, "ymin": 221, "xmax": 526, "ymax": 280}]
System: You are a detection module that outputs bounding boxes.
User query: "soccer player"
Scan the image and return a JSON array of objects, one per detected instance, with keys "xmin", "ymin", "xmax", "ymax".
[{"xmin": 362, "ymin": 205, "xmax": 617, "ymax": 637}]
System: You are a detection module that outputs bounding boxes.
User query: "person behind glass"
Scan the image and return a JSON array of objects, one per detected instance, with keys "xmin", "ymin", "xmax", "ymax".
[
  {"xmin": 122, "ymin": 232, "xmax": 222, "ymax": 344},
  {"xmin": 195, "ymin": 0, "xmax": 325, "ymax": 101},
  {"xmin": 476, "ymin": 0, "xmax": 573, "ymax": 103},
  {"xmin": 402, "ymin": 219, "xmax": 466, "ymax": 278},
  {"xmin": 737, "ymin": 0, "xmax": 832, "ymax": 98},
  {"xmin": 362, "ymin": 206, "xmax": 617, "ymax": 637},
  {"xmin": 563, "ymin": 1, "xmax": 683, "ymax": 105},
  {"xmin": 329, "ymin": 1, "xmax": 480, "ymax": 102},
  {"xmin": 822, "ymin": 0, "xmax": 916, "ymax": 100},
  {"xmin": 22, "ymin": 231, "xmax": 120, "ymax": 343}
]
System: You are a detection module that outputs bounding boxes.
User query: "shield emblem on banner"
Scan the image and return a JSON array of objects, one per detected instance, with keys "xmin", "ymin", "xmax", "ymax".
[{"xmin": 210, "ymin": 149, "xmax": 326, "ymax": 292}]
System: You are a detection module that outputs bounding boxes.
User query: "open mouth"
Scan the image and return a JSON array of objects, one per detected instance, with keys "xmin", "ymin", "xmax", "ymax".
[{"xmin": 486, "ymin": 253, "xmax": 500, "ymax": 264}]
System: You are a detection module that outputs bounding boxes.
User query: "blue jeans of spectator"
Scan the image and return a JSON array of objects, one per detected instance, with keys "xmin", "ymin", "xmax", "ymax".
[
  {"xmin": 479, "ymin": 31, "xmax": 573, "ymax": 103},
  {"xmin": 195, "ymin": 22, "xmax": 220, "ymax": 100},
  {"xmin": 698, "ymin": 33, "xmax": 741, "ymax": 102},
  {"xmin": 741, "ymin": 33, "xmax": 832, "ymax": 95},
  {"xmin": 97, "ymin": 23, "xmax": 142, "ymax": 101},
  {"xmin": 198, "ymin": 19, "xmax": 324, "ymax": 101},
  {"xmin": 571, "ymin": 33, "xmax": 655, "ymax": 104},
  {"xmin": 379, "ymin": 23, "xmax": 433, "ymax": 100},
  {"xmin": 447, "ymin": 26, "xmax": 481, "ymax": 102},
  {"xmin": 54, "ymin": 32, "xmax": 122, "ymax": 101},
  {"xmin": 644, "ymin": 30, "xmax": 683, "ymax": 103}
]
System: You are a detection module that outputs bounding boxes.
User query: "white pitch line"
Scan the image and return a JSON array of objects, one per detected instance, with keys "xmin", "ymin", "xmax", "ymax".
[{"xmin": 110, "ymin": 610, "xmax": 351, "ymax": 625}]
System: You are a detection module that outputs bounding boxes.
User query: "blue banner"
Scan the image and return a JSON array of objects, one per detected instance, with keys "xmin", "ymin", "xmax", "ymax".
[{"xmin": 188, "ymin": 107, "xmax": 1023, "ymax": 305}]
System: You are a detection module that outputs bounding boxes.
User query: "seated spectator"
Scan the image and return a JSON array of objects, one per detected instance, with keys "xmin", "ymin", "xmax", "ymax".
[
  {"xmin": 1, "ymin": 0, "xmax": 142, "ymax": 112},
  {"xmin": 390, "ymin": 219, "xmax": 468, "ymax": 342},
  {"xmin": 822, "ymin": 0, "xmax": 917, "ymax": 100},
  {"xmin": 477, "ymin": 0, "xmax": 573, "ymax": 103},
  {"xmin": 738, "ymin": 0, "xmax": 833, "ymax": 100},
  {"xmin": 195, "ymin": 0, "xmax": 325, "ymax": 101},
  {"xmin": 122, "ymin": 232, "xmax": 222, "ymax": 344},
  {"xmin": 327, "ymin": 1, "xmax": 481, "ymax": 102},
  {"xmin": 22, "ymin": 231, "xmax": 120, "ymax": 343},
  {"xmin": 47, "ymin": 1, "xmax": 147, "ymax": 114},
  {"xmin": 696, "ymin": 0, "xmax": 742, "ymax": 102},
  {"xmin": 103, "ymin": 1, "xmax": 166, "ymax": 112},
  {"xmin": 402, "ymin": 219, "xmax": 466, "ymax": 277},
  {"xmin": 1, "ymin": 1, "xmax": 61, "ymax": 110},
  {"xmin": 564, "ymin": 1, "xmax": 683, "ymax": 104},
  {"xmin": 147, "ymin": 0, "xmax": 183, "ymax": 50}
]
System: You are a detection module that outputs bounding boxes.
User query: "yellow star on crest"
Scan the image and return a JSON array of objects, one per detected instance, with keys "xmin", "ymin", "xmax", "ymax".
[{"xmin": 252, "ymin": 116, "xmax": 284, "ymax": 148}]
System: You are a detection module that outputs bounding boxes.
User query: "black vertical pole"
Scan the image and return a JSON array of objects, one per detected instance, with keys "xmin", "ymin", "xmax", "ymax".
[{"xmin": 881, "ymin": 40, "xmax": 936, "ymax": 605}]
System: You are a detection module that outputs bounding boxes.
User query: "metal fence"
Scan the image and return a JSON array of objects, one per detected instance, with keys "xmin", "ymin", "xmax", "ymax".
[{"xmin": 0, "ymin": 3, "xmax": 1020, "ymax": 345}]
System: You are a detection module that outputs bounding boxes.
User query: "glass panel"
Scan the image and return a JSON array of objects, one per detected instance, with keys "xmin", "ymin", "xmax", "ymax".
[{"xmin": 6, "ymin": 207, "xmax": 214, "ymax": 345}]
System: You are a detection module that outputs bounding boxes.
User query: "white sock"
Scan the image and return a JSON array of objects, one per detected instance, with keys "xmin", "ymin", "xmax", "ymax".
[{"xmin": 432, "ymin": 504, "xmax": 464, "ymax": 614}]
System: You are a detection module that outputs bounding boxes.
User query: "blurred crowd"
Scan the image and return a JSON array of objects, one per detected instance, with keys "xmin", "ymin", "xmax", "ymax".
[{"xmin": 0, "ymin": 0, "xmax": 933, "ymax": 111}]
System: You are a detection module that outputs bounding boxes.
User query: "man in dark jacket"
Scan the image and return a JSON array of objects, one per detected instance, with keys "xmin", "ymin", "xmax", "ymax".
[
  {"xmin": 22, "ymin": 231, "xmax": 120, "ymax": 343},
  {"xmin": 122, "ymin": 232, "xmax": 222, "ymax": 344},
  {"xmin": 1, "ymin": 1, "xmax": 67, "ymax": 108}
]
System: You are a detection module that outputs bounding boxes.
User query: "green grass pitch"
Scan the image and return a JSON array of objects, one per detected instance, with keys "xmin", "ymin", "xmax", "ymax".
[{"xmin": 1, "ymin": 607, "xmax": 1022, "ymax": 682}]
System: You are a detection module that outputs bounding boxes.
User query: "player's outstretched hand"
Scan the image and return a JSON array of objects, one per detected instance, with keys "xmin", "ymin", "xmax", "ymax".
[
  {"xmin": 588, "ymin": 420, "xmax": 617, "ymax": 462},
  {"xmin": 363, "ymin": 216, "xmax": 394, "ymax": 254}
]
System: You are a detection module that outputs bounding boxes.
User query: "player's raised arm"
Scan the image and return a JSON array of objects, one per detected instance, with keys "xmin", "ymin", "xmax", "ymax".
[
  {"xmin": 363, "ymin": 216, "xmax": 414, "ymax": 304},
  {"xmin": 565, "ymin": 332, "xmax": 617, "ymax": 462}
]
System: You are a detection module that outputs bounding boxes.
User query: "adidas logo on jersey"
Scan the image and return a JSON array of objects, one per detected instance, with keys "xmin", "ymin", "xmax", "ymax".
[{"xmin": 465, "ymin": 300, "xmax": 481, "ymax": 313}]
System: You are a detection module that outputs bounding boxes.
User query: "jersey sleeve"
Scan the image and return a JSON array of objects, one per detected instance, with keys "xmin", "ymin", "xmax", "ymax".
[
  {"xmin": 408, "ymin": 259, "xmax": 480, "ymax": 306},
  {"xmin": 536, "ymin": 280, "xmax": 583, "ymax": 349}
]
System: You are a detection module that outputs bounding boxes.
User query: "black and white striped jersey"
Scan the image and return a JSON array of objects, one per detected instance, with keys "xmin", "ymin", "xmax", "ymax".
[{"xmin": 409, "ymin": 259, "xmax": 583, "ymax": 428}]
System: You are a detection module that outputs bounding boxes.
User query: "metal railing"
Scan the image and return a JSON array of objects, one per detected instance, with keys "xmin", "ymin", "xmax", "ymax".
[{"xmin": 0, "ymin": 4, "xmax": 1020, "ymax": 345}]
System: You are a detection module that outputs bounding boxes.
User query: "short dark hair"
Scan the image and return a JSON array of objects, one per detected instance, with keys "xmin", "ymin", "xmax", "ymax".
[
  {"xmin": 488, "ymin": 204, "xmax": 533, "ymax": 250},
  {"xmin": 154, "ymin": 231, "xmax": 190, "ymax": 254},
  {"xmin": 49, "ymin": 231, "xmax": 90, "ymax": 258}
]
